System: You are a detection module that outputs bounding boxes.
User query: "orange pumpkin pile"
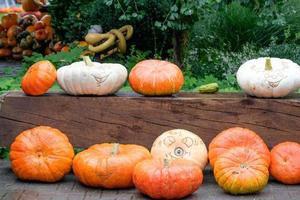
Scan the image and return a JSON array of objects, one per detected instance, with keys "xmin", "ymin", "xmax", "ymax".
[
  {"xmin": 8, "ymin": 125, "xmax": 300, "ymax": 198},
  {"xmin": 0, "ymin": 12, "xmax": 66, "ymax": 59}
]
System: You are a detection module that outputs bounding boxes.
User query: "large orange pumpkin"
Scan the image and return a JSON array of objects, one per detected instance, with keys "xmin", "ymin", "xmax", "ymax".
[
  {"xmin": 208, "ymin": 127, "xmax": 270, "ymax": 168},
  {"xmin": 133, "ymin": 158, "xmax": 203, "ymax": 199},
  {"xmin": 214, "ymin": 147, "xmax": 269, "ymax": 195},
  {"xmin": 10, "ymin": 126, "xmax": 74, "ymax": 182},
  {"xmin": 72, "ymin": 143, "xmax": 151, "ymax": 188},
  {"xmin": 1, "ymin": 14, "xmax": 18, "ymax": 29},
  {"xmin": 129, "ymin": 59, "xmax": 184, "ymax": 96},
  {"xmin": 21, "ymin": 60, "xmax": 56, "ymax": 96},
  {"xmin": 270, "ymin": 142, "xmax": 300, "ymax": 184}
]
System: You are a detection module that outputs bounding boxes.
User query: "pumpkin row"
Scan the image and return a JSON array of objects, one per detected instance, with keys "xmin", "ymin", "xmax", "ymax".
[
  {"xmin": 22, "ymin": 56, "xmax": 300, "ymax": 98},
  {"xmin": 10, "ymin": 126, "xmax": 300, "ymax": 199}
]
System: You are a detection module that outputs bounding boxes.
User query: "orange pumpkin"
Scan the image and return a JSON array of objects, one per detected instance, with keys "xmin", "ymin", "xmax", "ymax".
[
  {"xmin": 34, "ymin": 29, "xmax": 47, "ymax": 41},
  {"xmin": 41, "ymin": 15, "xmax": 51, "ymax": 26},
  {"xmin": 61, "ymin": 45, "xmax": 70, "ymax": 52},
  {"xmin": 21, "ymin": 60, "xmax": 56, "ymax": 96},
  {"xmin": 214, "ymin": 147, "xmax": 269, "ymax": 195},
  {"xmin": 73, "ymin": 143, "xmax": 151, "ymax": 188},
  {"xmin": 129, "ymin": 59, "xmax": 184, "ymax": 96},
  {"xmin": 0, "ymin": 48, "xmax": 11, "ymax": 57},
  {"xmin": 133, "ymin": 158, "xmax": 203, "ymax": 199},
  {"xmin": 208, "ymin": 127, "xmax": 270, "ymax": 168},
  {"xmin": 10, "ymin": 126, "xmax": 74, "ymax": 182},
  {"xmin": 7, "ymin": 25, "xmax": 22, "ymax": 39},
  {"xmin": 1, "ymin": 14, "xmax": 18, "ymax": 29},
  {"xmin": 270, "ymin": 142, "xmax": 300, "ymax": 184},
  {"xmin": 22, "ymin": 0, "xmax": 45, "ymax": 12}
]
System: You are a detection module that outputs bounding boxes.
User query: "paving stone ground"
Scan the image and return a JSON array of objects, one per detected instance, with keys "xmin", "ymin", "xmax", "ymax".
[{"xmin": 0, "ymin": 160, "xmax": 299, "ymax": 200}]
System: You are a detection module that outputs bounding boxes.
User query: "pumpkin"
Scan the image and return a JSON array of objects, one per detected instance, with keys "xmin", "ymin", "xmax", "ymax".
[
  {"xmin": 133, "ymin": 158, "xmax": 203, "ymax": 199},
  {"xmin": 34, "ymin": 29, "xmax": 47, "ymax": 41},
  {"xmin": 10, "ymin": 126, "xmax": 74, "ymax": 182},
  {"xmin": 129, "ymin": 59, "xmax": 184, "ymax": 96},
  {"xmin": 73, "ymin": 143, "xmax": 151, "ymax": 188},
  {"xmin": 151, "ymin": 129, "xmax": 208, "ymax": 170},
  {"xmin": 20, "ymin": 15, "xmax": 38, "ymax": 29},
  {"xmin": 237, "ymin": 57, "xmax": 300, "ymax": 98},
  {"xmin": 208, "ymin": 127, "xmax": 270, "ymax": 168},
  {"xmin": 21, "ymin": 60, "xmax": 56, "ymax": 96},
  {"xmin": 22, "ymin": 0, "xmax": 46, "ymax": 12},
  {"xmin": 57, "ymin": 56, "xmax": 127, "ymax": 96},
  {"xmin": 34, "ymin": 21, "xmax": 45, "ymax": 30},
  {"xmin": 41, "ymin": 15, "xmax": 51, "ymax": 26},
  {"xmin": 61, "ymin": 45, "xmax": 70, "ymax": 52},
  {"xmin": 270, "ymin": 142, "xmax": 300, "ymax": 184},
  {"xmin": 53, "ymin": 41, "xmax": 63, "ymax": 52},
  {"xmin": 0, "ymin": 48, "xmax": 11, "ymax": 57},
  {"xmin": 214, "ymin": 147, "xmax": 269, "ymax": 195},
  {"xmin": 23, "ymin": 49, "xmax": 33, "ymax": 57},
  {"xmin": 7, "ymin": 25, "xmax": 23, "ymax": 40},
  {"xmin": 1, "ymin": 14, "xmax": 18, "ymax": 29},
  {"xmin": 26, "ymin": 25, "xmax": 36, "ymax": 33}
]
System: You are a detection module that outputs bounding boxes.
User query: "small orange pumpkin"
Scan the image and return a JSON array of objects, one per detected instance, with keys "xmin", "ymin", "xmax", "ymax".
[
  {"xmin": 129, "ymin": 59, "xmax": 184, "ymax": 96},
  {"xmin": 0, "ymin": 48, "xmax": 11, "ymax": 57},
  {"xmin": 208, "ymin": 127, "xmax": 270, "ymax": 168},
  {"xmin": 21, "ymin": 60, "xmax": 56, "ymax": 96},
  {"xmin": 53, "ymin": 41, "xmax": 63, "ymax": 52},
  {"xmin": 214, "ymin": 147, "xmax": 269, "ymax": 194},
  {"xmin": 10, "ymin": 126, "xmax": 74, "ymax": 182},
  {"xmin": 270, "ymin": 142, "xmax": 300, "ymax": 184},
  {"xmin": 34, "ymin": 29, "xmax": 47, "ymax": 41},
  {"xmin": 1, "ymin": 14, "xmax": 18, "ymax": 29},
  {"xmin": 133, "ymin": 158, "xmax": 203, "ymax": 199},
  {"xmin": 7, "ymin": 25, "xmax": 22, "ymax": 39},
  {"xmin": 73, "ymin": 143, "xmax": 151, "ymax": 188}
]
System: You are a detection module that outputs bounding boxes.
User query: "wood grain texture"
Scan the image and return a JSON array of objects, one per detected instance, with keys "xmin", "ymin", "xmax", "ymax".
[
  {"xmin": 0, "ymin": 160, "xmax": 300, "ymax": 200},
  {"xmin": 1, "ymin": 91, "xmax": 300, "ymax": 148}
]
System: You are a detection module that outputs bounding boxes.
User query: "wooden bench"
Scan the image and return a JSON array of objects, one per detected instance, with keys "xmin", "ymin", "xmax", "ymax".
[{"xmin": 1, "ymin": 91, "xmax": 300, "ymax": 148}]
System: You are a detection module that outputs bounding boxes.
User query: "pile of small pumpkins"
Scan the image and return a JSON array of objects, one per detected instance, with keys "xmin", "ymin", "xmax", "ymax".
[
  {"xmin": 0, "ymin": 13, "xmax": 66, "ymax": 59},
  {"xmin": 10, "ymin": 126, "xmax": 300, "ymax": 199}
]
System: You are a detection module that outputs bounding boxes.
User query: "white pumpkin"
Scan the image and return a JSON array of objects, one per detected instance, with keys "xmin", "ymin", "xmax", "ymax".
[
  {"xmin": 57, "ymin": 56, "xmax": 127, "ymax": 95},
  {"xmin": 237, "ymin": 57, "xmax": 300, "ymax": 98},
  {"xmin": 151, "ymin": 129, "xmax": 208, "ymax": 170}
]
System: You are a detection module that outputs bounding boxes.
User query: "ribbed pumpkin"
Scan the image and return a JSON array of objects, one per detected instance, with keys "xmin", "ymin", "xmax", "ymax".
[
  {"xmin": 129, "ymin": 59, "xmax": 184, "ymax": 96},
  {"xmin": 270, "ymin": 142, "xmax": 300, "ymax": 184},
  {"xmin": 10, "ymin": 126, "xmax": 75, "ymax": 182},
  {"xmin": 208, "ymin": 127, "xmax": 270, "ymax": 168},
  {"xmin": 21, "ymin": 60, "xmax": 56, "ymax": 96},
  {"xmin": 73, "ymin": 143, "xmax": 151, "ymax": 189},
  {"xmin": 214, "ymin": 147, "xmax": 269, "ymax": 195},
  {"xmin": 151, "ymin": 129, "xmax": 208, "ymax": 170},
  {"xmin": 133, "ymin": 158, "xmax": 203, "ymax": 199}
]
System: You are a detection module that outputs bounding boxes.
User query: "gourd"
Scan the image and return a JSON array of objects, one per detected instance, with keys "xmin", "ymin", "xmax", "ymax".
[
  {"xmin": 237, "ymin": 57, "xmax": 300, "ymax": 98},
  {"xmin": 129, "ymin": 59, "xmax": 184, "ymax": 96},
  {"xmin": 151, "ymin": 129, "xmax": 208, "ymax": 170},
  {"xmin": 214, "ymin": 147, "xmax": 269, "ymax": 195},
  {"xmin": 72, "ymin": 143, "xmax": 151, "ymax": 188},
  {"xmin": 10, "ymin": 126, "xmax": 74, "ymax": 182},
  {"xmin": 270, "ymin": 142, "xmax": 300, "ymax": 184},
  {"xmin": 21, "ymin": 60, "xmax": 56, "ymax": 95},
  {"xmin": 57, "ymin": 56, "xmax": 127, "ymax": 96},
  {"xmin": 133, "ymin": 158, "xmax": 203, "ymax": 199},
  {"xmin": 22, "ymin": 0, "xmax": 46, "ymax": 12},
  {"xmin": 1, "ymin": 14, "xmax": 18, "ymax": 29},
  {"xmin": 208, "ymin": 127, "xmax": 270, "ymax": 168}
]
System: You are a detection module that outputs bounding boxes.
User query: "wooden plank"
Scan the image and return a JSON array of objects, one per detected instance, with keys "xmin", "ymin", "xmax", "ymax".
[
  {"xmin": 0, "ymin": 160, "xmax": 299, "ymax": 200},
  {"xmin": 1, "ymin": 92, "xmax": 300, "ymax": 148}
]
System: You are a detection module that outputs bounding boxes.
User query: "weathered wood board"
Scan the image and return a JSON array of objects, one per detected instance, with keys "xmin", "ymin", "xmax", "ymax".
[
  {"xmin": 1, "ymin": 160, "xmax": 299, "ymax": 200},
  {"xmin": 1, "ymin": 91, "xmax": 300, "ymax": 148}
]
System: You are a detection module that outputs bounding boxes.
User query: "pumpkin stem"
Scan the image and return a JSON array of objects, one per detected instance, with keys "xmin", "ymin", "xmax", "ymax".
[
  {"xmin": 111, "ymin": 143, "xmax": 120, "ymax": 156},
  {"xmin": 163, "ymin": 158, "xmax": 170, "ymax": 167},
  {"xmin": 265, "ymin": 58, "xmax": 272, "ymax": 71},
  {"xmin": 82, "ymin": 56, "xmax": 94, "ymax": 67}
]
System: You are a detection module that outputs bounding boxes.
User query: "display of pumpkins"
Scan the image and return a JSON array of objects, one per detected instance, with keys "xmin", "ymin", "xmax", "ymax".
[
  {"xmin": 10, "ymin": 126, "xmax": 74, "ymax": 182},
  {"xmin": 0, "ymin": 12, "xmax": 65, "ymax": 59},
  {"xmin": 129, "ymin": 59, "xmax": 184, "ymax": 96},
  {"xmin": 57, "ymin": 56, "xmax": 128, "ymax": 95},
  {"xmin": 151, "ymin": 129, "xmax": 208, "ymax": 170},
  {"xmin": 237, "ymin": 57, "xmax": 300, "ymax": 98},
  {"xmin": 73, "ymin": 143, "xmax": 151, "ymax": 188}
]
